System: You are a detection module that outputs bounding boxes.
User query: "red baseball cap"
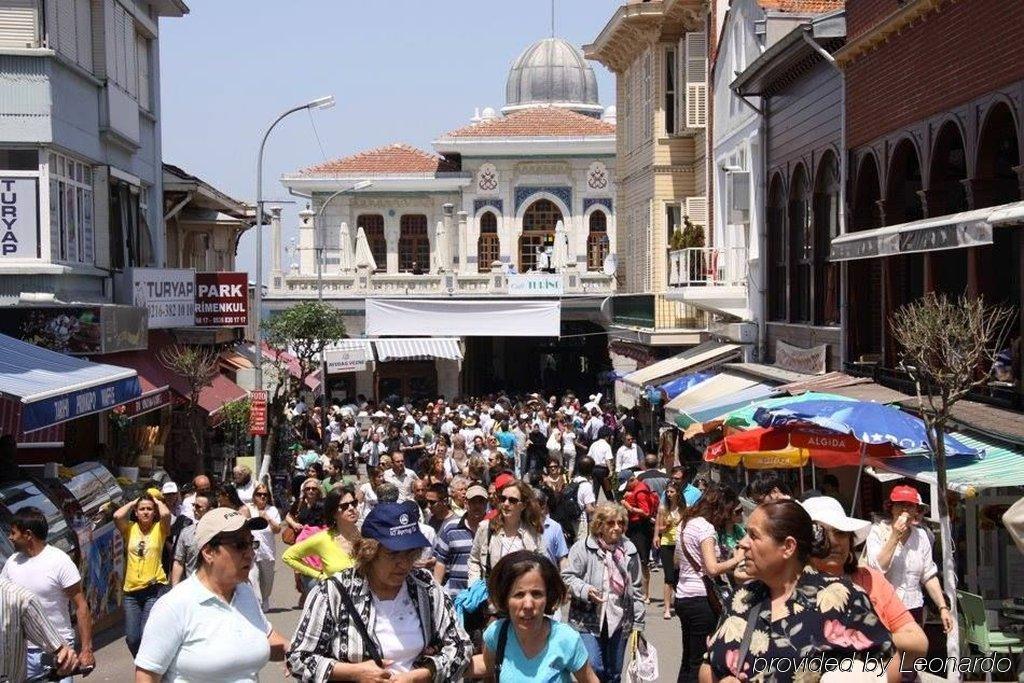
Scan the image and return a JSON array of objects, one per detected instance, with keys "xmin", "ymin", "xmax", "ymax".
[
  {"xmin": 890, "ymin": 485, "xmax": 923, "ymax": 506},
  {"xmin": 493, "ymin": 473, "xmax": 515, "ymax": 492}
]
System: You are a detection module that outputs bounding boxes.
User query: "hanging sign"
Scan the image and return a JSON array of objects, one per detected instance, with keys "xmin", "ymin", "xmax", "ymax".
[
  {"xmin": 0, "ymin": 177, "xmax": 39, "ymax": 259},
  {"xmin": 325, "ymin": 347, "xmax": 367, "ymax": 374},
  {"xmin": 195, "ymin": 272, "xmax": 248, "ymax": 326},
  {"xmin": 249, "ymin": 389, "xmax": 268, "ymax": 436},
  {"xmin": 132, "ymin": 268, "xmax": 196, "ymax": 329}
]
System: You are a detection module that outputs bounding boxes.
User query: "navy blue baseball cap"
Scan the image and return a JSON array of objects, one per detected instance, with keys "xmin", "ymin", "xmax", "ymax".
[{"xmin": 361, "ymin": 501, "xmax": 430, "ymax": 551}]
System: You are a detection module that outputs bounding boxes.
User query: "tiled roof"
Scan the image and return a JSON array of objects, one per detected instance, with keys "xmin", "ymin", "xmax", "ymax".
[
  {"xmin": 441, "ymin": 107, "xmax": 615, "ymax": 139},
  {"xmin": 757, "ymin": 0, "xmax": 843, "ymax": 12},
  {"xmin": 298, "ymin": 143, "xmax": 457, "ymax": 176}
]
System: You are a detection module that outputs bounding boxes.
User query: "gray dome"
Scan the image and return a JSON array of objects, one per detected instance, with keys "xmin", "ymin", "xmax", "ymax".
[{"xmin": 504, "ymin": 38, "xmax": 602, "ymax": 116}]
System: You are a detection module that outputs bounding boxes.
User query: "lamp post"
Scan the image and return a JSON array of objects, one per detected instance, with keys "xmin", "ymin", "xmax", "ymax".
[
  {"xmin": 312, "ymin": 180, "xmax": 372, "ymax": 450},
  {"xmin": 253, "ymin": 95, "xmax": 335, "ymax": 478}
]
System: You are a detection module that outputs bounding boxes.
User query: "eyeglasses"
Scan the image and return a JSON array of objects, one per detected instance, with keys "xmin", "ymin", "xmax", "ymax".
[
  {"xmin": 218, "ymin": 539, "xmax": 259, "ymax": 552},
  {"xmin": 500, "ymin": 495, "xmax": 521, "ymax": 505},
  {"xmin": 254, "ymin": 492, "xmax": 269, "ymax": 498},
  {"xmin": 337, "ymin": 501, "xmax": 357, "ymax": 512}
]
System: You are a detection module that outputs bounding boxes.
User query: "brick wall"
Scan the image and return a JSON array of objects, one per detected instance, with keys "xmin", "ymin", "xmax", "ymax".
[
  {"xmin": 845, "ymin": 0, "xmax": 1024, "ymax": 147},
  {"xmin": 845, "ymin": 0, "xmax": 901, "ymax": 42}
]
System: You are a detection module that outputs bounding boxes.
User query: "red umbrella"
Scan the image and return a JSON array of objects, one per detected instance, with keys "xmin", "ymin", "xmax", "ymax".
[{"xmin": 706, "ymin": 425, "xmax": 902, "ymax": 468}]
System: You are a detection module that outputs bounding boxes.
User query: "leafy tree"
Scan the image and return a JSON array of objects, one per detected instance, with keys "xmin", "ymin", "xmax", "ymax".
[
  {"xmin": 158, "ymin": 344, "xmax": 220, "ymax": 472},
  {"xmin": 890, "ymin": 292, "xmax": 1015, "ymax": 666}
]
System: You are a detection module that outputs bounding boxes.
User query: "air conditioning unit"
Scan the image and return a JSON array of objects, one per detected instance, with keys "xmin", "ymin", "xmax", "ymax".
[{"xmin": 729, "ymin": 171, "xmax": 750, "ymax": 224}]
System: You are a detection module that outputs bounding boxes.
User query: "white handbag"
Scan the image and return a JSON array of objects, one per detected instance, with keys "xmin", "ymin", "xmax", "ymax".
[{"xmin": 626, "ymin": 631, "xmax": 659, "ymax": 683}]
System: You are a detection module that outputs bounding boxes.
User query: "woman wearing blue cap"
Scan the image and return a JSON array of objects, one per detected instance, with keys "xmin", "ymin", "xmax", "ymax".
[{"xmin": 288, "ymin": 501, "xmax": 473, "ymax": 682}]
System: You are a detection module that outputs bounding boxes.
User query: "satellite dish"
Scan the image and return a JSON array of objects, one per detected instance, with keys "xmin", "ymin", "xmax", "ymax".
[{"xmin": 602, "ymin": 253, "xmax": 617, "ymax": 276}]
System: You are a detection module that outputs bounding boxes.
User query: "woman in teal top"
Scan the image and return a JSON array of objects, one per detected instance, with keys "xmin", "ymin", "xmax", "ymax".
[{"xmin": 473, "ymin": 550, "xmax": 597, "ymax": 682}]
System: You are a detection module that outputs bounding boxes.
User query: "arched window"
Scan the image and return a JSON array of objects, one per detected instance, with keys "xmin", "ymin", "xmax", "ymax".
[
  {"xmin": 788, "ymin": 165, "xmax": 812, "ymax": 323},
  {"xmin": 766, "ymin": 174, "xmax": 786, "ymax": 321},
  {"xmin": 852, "ymin": 155, "xmax": 881, "ymax": 231},
  {"xmin": 886, "ymin": 139, "xmax": 924, "ymax": 225},
  {"xmin": 586, "ymin": 211, "xmax": 610, "ymax": 271},
  {"xmin": 356, "ymin": 214, "xmax": 386, "ymax": 271},
  {"xmin": 519, "ymin": 199, "xmax": 562, "ymax": 272},
  {"xmin": 976, "ymin": 102, "xmax": 1021, "ymax": 208},
  {"xmin": 399, "ymin": 214, "xmax": 429, "ymax": 273},
  {"xmin": 477, "ymin": 212, "xmax": 499, "ymax": 273},
  {"xmin": 930, "ymin": 122, "xmax": 968, "ymax": 215},
  {"xmin": 813, "ymin": 153, "xmax": 840, "ymax": 325}
]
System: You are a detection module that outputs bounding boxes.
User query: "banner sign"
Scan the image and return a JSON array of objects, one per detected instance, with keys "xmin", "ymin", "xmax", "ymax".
[
  {"xmin": 506, "ymin": 274, "xmax": 564, "ymax": 297},
  {"xmin": 325, "ymin": 347, "xmax": 367, "ymax": 374},
  {"xmin": 0, "ymin": 177, "xmax": 39, "ymax": 259},
  {"xmin": 119, "ymin": 388, "xmax": 171, "ymax": 419},
  {"xmin": 133, "ymin": 268, "xmax": 196, "ymax": 329},
  {"xmin": 21, "ymin": 375, "xmax": 142, "ymax": 433},
  {"xmin": 249, "ymin": 389, "xmax": 268, "ymax": 436},
  {"xmin": 195, "ymin": 272, "xmax": 248, "ymax": 326},
  {"xmin": 774, "ymin": 340, "xmax": 827, "ymax": 376}
]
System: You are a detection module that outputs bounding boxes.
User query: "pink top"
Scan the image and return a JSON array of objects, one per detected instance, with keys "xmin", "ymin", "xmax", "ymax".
[{"xmin": 674, "ymin": 517, "xmax": 717, "ymax": 599}]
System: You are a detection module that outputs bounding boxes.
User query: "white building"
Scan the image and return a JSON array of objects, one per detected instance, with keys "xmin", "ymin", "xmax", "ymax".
[{"xmin": 270, "ymin": 37, "xmax": 619, "ymax": 402}]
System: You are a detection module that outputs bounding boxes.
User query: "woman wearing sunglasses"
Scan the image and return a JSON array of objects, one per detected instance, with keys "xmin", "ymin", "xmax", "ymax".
[
  {"xmin": 134, "ymin": 508, "xmax": 288, "ymax": 682},
  {"xmin": 468, "ymin": 480, "xmax": 544, "ymax": 584},
  {"xmin": 283, "ymin": 486, "xmax": 360, "ymax": 587},
  {"xmin": 245, "ymin": 482, "xmax": 281, "ymax": 612}
]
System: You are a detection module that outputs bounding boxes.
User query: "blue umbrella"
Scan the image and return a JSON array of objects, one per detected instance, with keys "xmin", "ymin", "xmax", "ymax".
[
  {"xmin": 658, "ymin": 371, "xmax": 714, "ymax": 400},
  {"xmin": 753, "ymin": 399, "xmax": 978, "ymax": 456}
]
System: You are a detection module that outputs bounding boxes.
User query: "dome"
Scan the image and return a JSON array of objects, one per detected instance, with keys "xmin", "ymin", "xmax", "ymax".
[{"xmin": 504, "ymin": 37, "xmax": 602, "ymax": 116}]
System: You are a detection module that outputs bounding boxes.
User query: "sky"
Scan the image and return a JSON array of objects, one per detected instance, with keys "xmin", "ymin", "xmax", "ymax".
[{"xmin": 159, "ymin": 0, "xmax": 622, "ymax": 280}]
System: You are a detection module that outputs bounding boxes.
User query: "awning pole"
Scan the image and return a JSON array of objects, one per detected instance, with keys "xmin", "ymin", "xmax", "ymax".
[
  {"xmin": 811, "ymin": 462, "xmax": 817, "ymax": 489},
  {"xmin": 799, "ymin": 464, "xmax": 805, "ymax": 494},
  {"xmin": 850, "ymin": 441, "xmax": 867, "ymax": 517}
]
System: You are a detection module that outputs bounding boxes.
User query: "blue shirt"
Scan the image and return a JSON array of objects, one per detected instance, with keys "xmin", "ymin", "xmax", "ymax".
[
  {"xmin": 496, "ymin": 431, "xmax": 517, "ymax": 453},
  {"xmin": 433, "ymin": 516, "xmax": 476, "ymax": 597},
  {"xmin": 683, "ymin": 484, "xmax": 702, "ymax": 507},
  {"xmin": 483, "ymin": 618, "xmax": 588, "ymax": 682},
  {"xmin": 541, "ymin": 516, "xmax": 569, "ymax": 565}
]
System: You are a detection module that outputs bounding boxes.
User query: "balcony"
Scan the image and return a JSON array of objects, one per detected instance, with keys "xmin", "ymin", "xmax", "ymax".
[{"xmin": 666, "ymin": 247, "xmax": 750, "ymax": 319}]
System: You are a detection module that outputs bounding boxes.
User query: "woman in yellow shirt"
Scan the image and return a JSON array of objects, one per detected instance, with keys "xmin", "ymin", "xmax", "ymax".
[
  {"xmin": 113, "ymin": 491, "xmax": 171, "ymax": 656},
  {"xmin": 655, "ymin": 481, "xmax": 685, "ymax": 620},
  {"xmin": 282, "ymin": 486, "xmax": 359, "ymax": 586}
]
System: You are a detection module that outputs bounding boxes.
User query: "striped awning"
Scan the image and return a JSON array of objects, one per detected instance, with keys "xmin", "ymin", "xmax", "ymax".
[{"xmin": 373, "ymin": 338, "xmax": 463, "ymax": 362}]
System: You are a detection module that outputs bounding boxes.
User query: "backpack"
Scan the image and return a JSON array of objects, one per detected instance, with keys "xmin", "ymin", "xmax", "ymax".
[{"xmin": 551, "ymin": 480, "xmax": 583, "ymax": 545}]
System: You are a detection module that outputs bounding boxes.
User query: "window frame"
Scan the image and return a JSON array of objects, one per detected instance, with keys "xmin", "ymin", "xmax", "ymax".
[
  {"xmin": 356, "ymin": 214, "xmax": 386, "ymax": 272},
  {"xmin": 586, "ymin": 211, "xmax": 610, "ymax": 271},
  {"xmin": 47, "ymin": 151, "xmax": 94, "ymax": 266},
  {"xmin": 477, "ymin": 211, "xmax": 499, "ymax": 273},
  {"xmin": 788, "ymin": 166, "xmax": 812, "ymax": 324},
  {"xmin": 664, "ymin": 46, "xmax": 677, "ymax": 136},
  {"xmin": 398, "ymin": 214, "xmax": 429, "ymax": 273}
]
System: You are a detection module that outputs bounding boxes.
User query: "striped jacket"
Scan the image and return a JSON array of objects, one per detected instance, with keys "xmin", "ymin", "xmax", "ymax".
[{"xmin": 288, "ymin": 567, "xmax": 472, "ymax": 683}]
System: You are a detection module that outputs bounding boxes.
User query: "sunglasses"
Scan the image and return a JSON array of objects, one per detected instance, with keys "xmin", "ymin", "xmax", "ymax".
[
  {"xmin": 254, "ymin": 492, "xmax": 269, "ymax": 498},
  {"xmin": 500, "ymin": 495, "xmax": 521, "ymax": 505},
  {"xmin": 303, "ymin": 487, "xmax": 319, "ymax": 493},
  {"xmin": 218, "ymin": 539, "xmax": 259, "ymax": 552},
  {"xmin": 338, "ymin": 501, "xmax": 357, "ymax": 512}
]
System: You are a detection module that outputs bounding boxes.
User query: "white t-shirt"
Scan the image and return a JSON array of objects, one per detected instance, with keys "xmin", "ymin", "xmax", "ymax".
[
  {"xmin": 587, "ymin": 439, "xmax": 613, "ymax": 467},
  {"xmin": 236, "ymin": 479, "xmax": 256, "ymax": 505},
  {"xmin": 383, "ymin": 468, "xmax": 418, "ymax": 502},
  {"xmin": 675, "ymin": 517, "xmax": 717, "ymax": 599},
  {"xmin": 371, "ymin": 583, "xmax": 425, "ymax": 673},
  {"xmin": 615, "ymin": 444, "xmax": 641, "ymax": 472},
  {"xmin": 246, "ymin": 505, "xmax": 282, "ymax": 561},
  {"xmin": 135, "ymin": 575, "xmax": 271, "ymax": 682},
  {"xmin": 357, "ymin": 482, "xmax": 378, "ymax": 525},
  {"xmin": 573, "ymin": 476, "xmax": 597, "ymax": 530},
  {"xmin": 0, "ymin": 545, "xmax": 80, "ymax": 643}
]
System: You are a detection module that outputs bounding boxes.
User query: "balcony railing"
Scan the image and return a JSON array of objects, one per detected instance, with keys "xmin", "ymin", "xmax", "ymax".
[{"xmin": 668, "ymin": 247, "xmax": 748, "ymax": 288}]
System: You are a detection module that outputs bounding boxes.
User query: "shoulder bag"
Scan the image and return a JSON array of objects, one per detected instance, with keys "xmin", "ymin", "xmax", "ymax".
[
  {"xmin": 330, "ymin": 576, "xmax": 385, "ymax": 668},
  {"xmin": 680, "ymin": 541, "xmax": 725, "ymax": 616}
]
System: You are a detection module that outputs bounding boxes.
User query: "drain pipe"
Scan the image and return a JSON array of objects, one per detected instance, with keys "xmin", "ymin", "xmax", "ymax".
[
  {"xmin": 802, "ymin": 29, "xmax": 848, "ymax": 367},
  {"xmin": 734, "ymin": 92, "xmax": 767, "ymax": 361}
]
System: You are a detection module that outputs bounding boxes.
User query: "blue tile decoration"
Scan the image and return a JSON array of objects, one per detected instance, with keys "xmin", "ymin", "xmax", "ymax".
[
  {"xmin": 583, "ymin": 197, "xmax": 613, "ymax": 213},
  {"xmin": 515, "ymin": 186, "xmax": 572, "ymax": 214},
  {"xmin": 473, "ymin": 198, "xmax": 504, "ymax": 214}
]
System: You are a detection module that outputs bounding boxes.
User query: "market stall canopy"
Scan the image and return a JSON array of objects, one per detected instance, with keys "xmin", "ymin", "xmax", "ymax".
[
  {"xmin": 829, "ymin": 200, "xmax": 1024, "ymax": 262},
  {"xmin": 616, "ymin": 341, "xmax": 742, "ymax": 409},
  {"xmin": 373, "ymin": 338, "xmax": 463, "ymax": 362},
  {"xmin": 366, "ymin": 299, "xmax": 560, "ymax": 337},
  {"xmin": 660, "ymin": 372, "xmax": 715, "ymax": 400},
  {"xmin": 665, "ymin": 371, "xmax": 766, "ymax": 427},
  {"xmin": 0, "ymin": 333, "xmax": 141, "ymax": 434}
]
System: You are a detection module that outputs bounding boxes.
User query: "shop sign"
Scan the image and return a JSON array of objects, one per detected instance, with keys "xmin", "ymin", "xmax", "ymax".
[
  {"xmin": 119, "ymin": 388, "xmax": 171, "ymax": 419},
  {"xmin": 21, "ymin": 375, "xmax": 142, "ymax": 433},
  {"xmin": 0, "ymin": 177, "xmax": 39, "ymax": 259},
  {"xmin": 195, "ymin": 272, "xmax": 248, "ymax": 326},
  {"xmin": 325, "ymin": 347, "xmax": 367, "ymax": 374},
  {"xmin": 507, "ymin": 274, "xmax": 564, "ymax": 297},
  {"xmin": 774, "ymin": 340, "xmax": 827, "ymax": 376},
  {"xmin": 132, "ymin": 268, "xmax": 196, "ymax": 329},
  {"xmin": 249, "ymin": 389, "xmax": 268, "ymax": 436}
]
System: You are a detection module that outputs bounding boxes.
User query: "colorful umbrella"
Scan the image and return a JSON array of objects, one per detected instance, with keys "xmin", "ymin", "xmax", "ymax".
[
  {"xmin": 684, "ymin": 391, "xmax": 855, "ymax": 441},
  {"xmin": 705, "ymin": 424, "xmax": 904, "ymax": 469}
]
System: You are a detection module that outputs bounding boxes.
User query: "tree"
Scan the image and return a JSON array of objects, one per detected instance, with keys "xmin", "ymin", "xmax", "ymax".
[
  {"xmin": 158, "ymin": 344, "xmax": 220, "ymax": 473},
  {"xmin": 890, "ymin": 292, "xmax": 1015, "ymax": 671},
  {"xmin": 262, "ymin": 301, "xmax": 347, "ymax": 456}
]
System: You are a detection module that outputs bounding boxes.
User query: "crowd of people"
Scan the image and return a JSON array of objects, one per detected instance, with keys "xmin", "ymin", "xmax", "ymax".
[{"xmin": 0, "ymin": 391, "xmax": 969, "ymax": 682}]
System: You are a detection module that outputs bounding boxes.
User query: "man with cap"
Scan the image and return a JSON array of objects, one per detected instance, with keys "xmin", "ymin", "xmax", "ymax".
[
  {"xmin": 433, "ymin": 484, "xmax": 490, "ymax": 598},
  {"xmin": 135, "ymin": 508, "xmax": 287, "ymax": 682},
  {"xmin": 160, "ymin": 481, "xmax": 192, "ymax": 577}
]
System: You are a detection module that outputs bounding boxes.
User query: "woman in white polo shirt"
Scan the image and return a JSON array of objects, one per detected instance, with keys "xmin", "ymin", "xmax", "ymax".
[{"xmin": 134, "ymin": 508, "xmax": 288, "ymax": 682}]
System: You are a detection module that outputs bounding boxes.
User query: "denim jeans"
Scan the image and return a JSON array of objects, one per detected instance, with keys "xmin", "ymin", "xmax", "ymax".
[
  {"xmin": 675, "ymin": 596, "xmax": 717, "ymax": 683},
  {"xmin": 26, "ymin": 645, "xmax": 74, "ymax": 683},
  {"xmin": 123, "ymin": 583, "xmax": 167, "ymax": 656},
  {"xmin": 580, "ymin": 625, "xmax": 628, "ymax": 683}
]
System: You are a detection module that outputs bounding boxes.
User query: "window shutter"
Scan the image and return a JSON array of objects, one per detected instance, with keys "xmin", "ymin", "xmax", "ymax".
[
  {"xmin": 57, "ymin": 0, "xmax": 76, "ymax": 58},
  {"xmin": 75, "ymin": 0, "xmax": 91, "ymax": 70},
  {"xmin": 684, "ymin": 32, "xmax": 707, "ymax": 129},
  {"xmin": 0, "ymin": 0, "xmax": 38, "ymax": 48},
  {"xmin": 123, "ymin": 10, "xmax": 137, "ymax": 98},
  {"xmin": 685, "ymin": 196, "xmax": 708, "ymax": 226},
  {"xmin": 136, "ymin": 33, "xmax": 149, "ymax": 109},
  {"xmin": 111, "ymin": 3, "xmax": 125, "ymax": 87}
]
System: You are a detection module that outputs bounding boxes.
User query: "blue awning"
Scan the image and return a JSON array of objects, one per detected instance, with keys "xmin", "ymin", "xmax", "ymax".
[
  {"xmin": 0, "ymin": 333, "xmax": 141, "ymax": 433},
  {"xmin": 659, "ymin": 371, "xmax": 715, "ymax": 399}
]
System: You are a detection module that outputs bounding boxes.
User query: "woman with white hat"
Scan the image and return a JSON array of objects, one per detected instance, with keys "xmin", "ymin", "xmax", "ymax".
[
  {"xmin": 865, "ymin": 484, "xmax": 954, "ymax": 633},
  {"xmin": 804, "ymin": 496, "xmax": 928, "ymax": 680}
]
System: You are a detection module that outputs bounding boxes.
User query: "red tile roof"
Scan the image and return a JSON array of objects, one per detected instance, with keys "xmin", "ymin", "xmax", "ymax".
[
  {"xmin": 757, "ymin": 0, "xmax": 843, "ymax": 12},
  {"xmin": 441, "ymin": 107, "xmax": 615, "ymax": 139},
  {"xmin": 298, "ymin": 143, "xmax": 457, "ymax": 176}
]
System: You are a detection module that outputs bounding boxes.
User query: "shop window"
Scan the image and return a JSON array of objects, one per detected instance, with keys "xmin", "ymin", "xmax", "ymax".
[
  {"xmin": 789, "ymin": 165, "xmax": 812, "ymax": 323},
  {"xmin": 477, "ymin": 211, "xmax": 499, "ymax": 272},
  {"xmin": 48, "ymin": 151, "xmax": 94, "ymax": 266},
  {"xmin": 519, "ymin": 199, "xmax": 562, "ymax": 272},
  {"xmin": 398, "ymin": 214, "xmax": 429, "ymax": 273},
  {"xmin": 767, "ymin": 174, "xmax": 786, "ymax": 321},
  {"xmin": 587, "ymin": 211, "xmax": 609, "ymax": 271},
  {"xmin": 357, "ymin": 214, "xmax": 386, "ymax": 271}
]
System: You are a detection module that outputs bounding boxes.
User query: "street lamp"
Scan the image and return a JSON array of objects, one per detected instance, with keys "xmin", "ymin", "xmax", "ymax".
[
  {"xmin": 253, "ymin": 95, "xmax": 336, "ymax": 478},
  {"xmin": 312, "ymin": 180, "xmax": 373, "ymax": 450}
]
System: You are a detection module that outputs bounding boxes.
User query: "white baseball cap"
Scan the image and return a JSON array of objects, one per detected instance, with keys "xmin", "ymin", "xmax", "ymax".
[
  {"xmin": 194, "ymin": 508, "xmax": 268, "ymax": 550},
  {"xmin": 161, "ymin": 481, "xmax": 179, "ymax": 494},
  {"xmin": 801, "ymin": 496, "xmax": 871, "ymax": 545}
]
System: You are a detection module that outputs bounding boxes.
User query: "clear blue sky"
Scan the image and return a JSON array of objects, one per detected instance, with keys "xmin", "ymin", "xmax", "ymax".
[{"xmin": 159, "ymin": 0, "xmax": 622, "ymax": 279}]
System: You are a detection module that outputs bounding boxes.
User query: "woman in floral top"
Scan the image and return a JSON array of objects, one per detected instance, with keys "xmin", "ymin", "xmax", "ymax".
[{"xmin": 702, "ymin": 500, "xmax": 892, "ymax": 683}]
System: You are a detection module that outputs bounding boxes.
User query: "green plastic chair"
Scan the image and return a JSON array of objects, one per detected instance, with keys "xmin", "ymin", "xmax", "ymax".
[{"xmin": 957, "ymin": 590, "xmax": 1023, "ymax": 654}]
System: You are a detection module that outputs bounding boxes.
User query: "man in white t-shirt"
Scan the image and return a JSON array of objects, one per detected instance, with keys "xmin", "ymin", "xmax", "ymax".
[
  {"xmin": 1, "ymin": 507, "xmax": 94, "ymax": 678},
  {"xmin": 382, "ymin": 451, "xmax": 419, "ymax": 502},
  {"xmin": 571, "ymin": 456, "xmax": 598, "ymax": 538},
  {"xmin": 615, "ymin": 432, "xmax": 643, "ymax": 473},
  {"xmin": 586, "ymin": 426, "xmax": 615, "ymax": 502}
]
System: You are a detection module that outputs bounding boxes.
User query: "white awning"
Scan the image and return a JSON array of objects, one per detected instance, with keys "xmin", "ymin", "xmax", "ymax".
[
  {"xmin": 830, "ymin": 200, "xmax": 1024, "ymax": 262},
  {"xmin": 663, "ymin": 372, "xmax": 764, "ymax": 427},
  {"xmin": 374, "ymin": 338, "xmax": 463, "ymax": 362},
  {"xmin": 615, "ymin": 341, "xmax": 743, "ymax": 409},
  {"xmin": 366, "ymin": 299, "xmax": 560, "ymax": 337}
]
